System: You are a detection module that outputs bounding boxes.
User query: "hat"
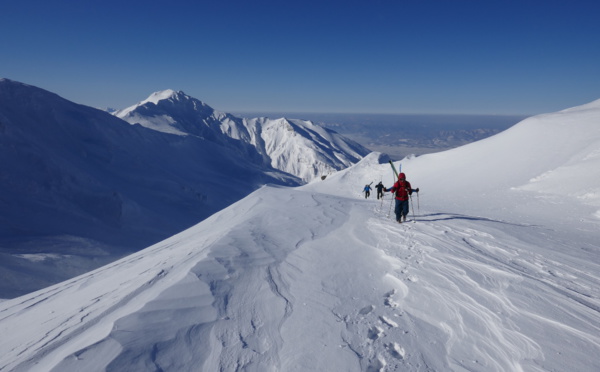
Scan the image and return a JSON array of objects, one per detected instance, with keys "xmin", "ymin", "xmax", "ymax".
[{"xmin": 398, "ymin": 173, "xmax": 406, "ymax": 180}]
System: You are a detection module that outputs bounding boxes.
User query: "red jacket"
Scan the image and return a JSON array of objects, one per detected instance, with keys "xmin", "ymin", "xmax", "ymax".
[{"xmin": 389, "ymin": 179, "xmax": 412, "ymax": 201}]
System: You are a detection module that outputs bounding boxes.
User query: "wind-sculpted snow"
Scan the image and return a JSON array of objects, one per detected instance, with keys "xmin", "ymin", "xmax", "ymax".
[
  {"xmin": 1, "ymin": 184, "xmax": 599, "ymax": 371},
  {"xmin": 0, "ymin": 187, "xmax": 349, "ymax": 371}
]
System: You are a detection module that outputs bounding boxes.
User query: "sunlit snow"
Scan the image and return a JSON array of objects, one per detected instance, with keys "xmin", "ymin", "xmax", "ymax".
[{"xmin": 1, "ymin": 100, "xmax": 599, "ymax": 371}]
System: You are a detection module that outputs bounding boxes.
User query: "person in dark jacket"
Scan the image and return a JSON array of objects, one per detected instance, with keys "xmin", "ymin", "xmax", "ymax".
[
  {"xmin": 375, "ymin": 181, "xmax": 385, "ymax": 200},
  {"xmin": 385, "ymin": 172, "xmax": 419, "ymax": 223}
]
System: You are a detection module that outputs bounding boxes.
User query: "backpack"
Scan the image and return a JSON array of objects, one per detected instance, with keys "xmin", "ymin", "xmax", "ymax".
[{"xmin": 395, "ymin": 180, "xmax": 409, "ymax": 199}]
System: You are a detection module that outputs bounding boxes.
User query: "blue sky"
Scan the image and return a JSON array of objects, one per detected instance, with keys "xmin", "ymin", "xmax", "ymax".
[{"xmin": 2, "ymin": 0, "xmax": 599, "ymax": 115}]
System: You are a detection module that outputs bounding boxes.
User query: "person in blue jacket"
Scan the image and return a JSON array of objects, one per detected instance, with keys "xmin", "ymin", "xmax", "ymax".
[{"xmin": 363, "ymin": 184, "xmax": 372, "ymax": 199}]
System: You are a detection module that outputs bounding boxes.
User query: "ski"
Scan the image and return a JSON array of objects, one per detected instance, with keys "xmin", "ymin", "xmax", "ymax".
[
  {"xmin": 388, "ymin": 160, "xmax": 400, "ymax": 178},
  {"xmin": 388, "ymin": 160, "xmax": 416, "ymax": 223}
]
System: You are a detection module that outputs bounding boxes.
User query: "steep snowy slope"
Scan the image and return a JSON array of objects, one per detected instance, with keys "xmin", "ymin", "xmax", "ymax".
[
  {"xmin": 0, "ymin": 79, "xmax": 299, "ymax": 298},
  {"xmin": 1, "ymin": 100, "xmax": 598, "ymax": 371},
  {"xmin": 116, "ymin": 90, "xmax": 370, "ymax": 182},
  {"xmin": 244, "ymin": 116, "xmax": 367, "ymax": 182}
]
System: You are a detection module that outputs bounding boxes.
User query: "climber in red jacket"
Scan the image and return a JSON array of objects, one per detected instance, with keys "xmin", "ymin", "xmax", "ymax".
[{"xmin": 385, "ymin": 172, "xmax": 419, "ymax": 223}]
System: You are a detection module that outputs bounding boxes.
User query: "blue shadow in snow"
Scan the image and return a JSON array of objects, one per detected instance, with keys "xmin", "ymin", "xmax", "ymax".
[{"xmin": 415, "ymin": 213, "xmax": 538, "ymax": 228}]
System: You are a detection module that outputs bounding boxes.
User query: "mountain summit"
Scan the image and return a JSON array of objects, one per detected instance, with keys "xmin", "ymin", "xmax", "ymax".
[
  {"xmin": 115, "ymin": 90, "xmax": 224, "ymax": 135},
  {"xmin": 116, "ymin": 91, "xmax": 370, "ymax": 181}
]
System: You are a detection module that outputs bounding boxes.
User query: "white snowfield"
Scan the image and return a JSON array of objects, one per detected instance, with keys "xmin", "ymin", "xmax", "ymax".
[{"xmin": 1, "ymin": 100, "xmax": 599, "ymax": 371}]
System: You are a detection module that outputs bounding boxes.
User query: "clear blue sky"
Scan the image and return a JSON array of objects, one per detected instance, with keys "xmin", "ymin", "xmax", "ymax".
[{"xmin": 2, "ymin": 0, "xmax": 599, "ymax": 115}]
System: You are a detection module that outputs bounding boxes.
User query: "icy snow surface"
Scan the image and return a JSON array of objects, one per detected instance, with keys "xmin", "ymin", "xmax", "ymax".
[{"xmin": 1, "ymin": 100, "xmax": 599, "ymax": 371}]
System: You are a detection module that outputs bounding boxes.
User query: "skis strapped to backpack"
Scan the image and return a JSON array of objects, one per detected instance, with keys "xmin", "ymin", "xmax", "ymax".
[{"xmin": 388, "ymin": 160, "xmax": 400, "ymax": 179}]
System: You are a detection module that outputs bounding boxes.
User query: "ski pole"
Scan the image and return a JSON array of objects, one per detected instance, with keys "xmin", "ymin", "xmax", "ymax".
[
  {"xmin": 417, "ymin": 191, "xmax": 420, "ymax": 216},
  {"xmin": 410, "ymin": 194, "xmax": 416, "ymax": 222}
]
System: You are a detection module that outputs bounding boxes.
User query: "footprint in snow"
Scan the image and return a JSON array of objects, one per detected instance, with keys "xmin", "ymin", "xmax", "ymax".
[
  {"xmin": 384, "ymin": 296, "xmax": 399, "ymax": 308},
  {"xmin": 386, "ymin": 342, "xmax": 406, "ymax": 359},
  {"xmin": 366, "ymin": 355, "xmax": 387, "ymax": 372},
  {"xmin": 383, "ymin": 289, "xmax": 400, "ymax": 308},
  {"xmin": 359, "ymin": 304, "xmax": 375, "ymax": 316},
  {"xmin": 380, "ymin": 315, "xmax": 398, "ymax": 328},
  {"xmin": 368, "ymin": 325, "xmax": 384, "ymax": 340},
  {"xmin": 384, "ymin": 289, "xmax": 396, "ymax": 297}
]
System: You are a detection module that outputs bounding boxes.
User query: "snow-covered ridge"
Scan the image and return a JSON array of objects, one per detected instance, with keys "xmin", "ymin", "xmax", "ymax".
[
  {"xmin": 0, "ymin": 78, "xmax": 300, "ymax": 298},
  {"xmin": 307, "ymin": 98, "xmax": 600, "ymax": 219},
  {"xmin": 115, "ymin": 90, "xmax": 370, "ymax": 181},
  {"xmin": 1, "ymin": 97, "xmax": 599, "ymax": 371},
  {"xmin": 560, "ymin": 97, "xmax": 600, "ymax": 112}
]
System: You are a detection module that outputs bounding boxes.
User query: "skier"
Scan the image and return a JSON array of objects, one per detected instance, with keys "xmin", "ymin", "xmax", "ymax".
[
  {"xmin": 363, "ymin": 184, "xmax": 372, "ymax": 199},
  {"xmin": 375, "ymin": 181, "xmax": 385, "ymax": 200},
  {"xmin": 385, "ymin": 173, "xmax": 419, "ymax": 223}
]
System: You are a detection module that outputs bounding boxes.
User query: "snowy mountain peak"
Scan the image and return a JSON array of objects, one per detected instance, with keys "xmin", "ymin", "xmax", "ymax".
[
  {"xmin": 115, "ymin": 91, "xmax": 370, "ymax": 181},
  {"xmin": 114, "ymin": 89, "xmax": 215, "ymax": 120},
  {"xmin": 113, "ymin": 89, "xmax": 221, "ymax": 137},
  {"xmin": 142, "ymin": 89, "xmax": 209, "ymax": 108},
  {"xmin": 143, "ymin": 89, "xmax": 179, "ymax": 104},
  {"xmin": 275, "ymin": 117, "xmax": 295, "ymax": 132}
]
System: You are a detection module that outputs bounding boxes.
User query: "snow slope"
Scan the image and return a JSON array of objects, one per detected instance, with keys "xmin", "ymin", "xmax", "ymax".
[
  {"xmin": 116, "ymin": 90, "xmax": 369, "ymax": 182},
  {"xmin": 1, "ymin": 100, "xmax": 599, "ymax": 371},
  {"xmin": 0, "ymin": 79, "xmax": 299, "ymax": 298},
  {"xmin": 310, "ymin": 99, "xmax": 600, "ymax": 224}
]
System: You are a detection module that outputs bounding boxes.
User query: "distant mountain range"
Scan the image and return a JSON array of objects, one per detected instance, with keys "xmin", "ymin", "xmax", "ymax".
[
  {"xmin": 0, "ymin": 78, "xmax": 368, "ymax": 298},
  {"xmin": 115, "ymin": 89, "xmax": 369, "ymax": 182}
]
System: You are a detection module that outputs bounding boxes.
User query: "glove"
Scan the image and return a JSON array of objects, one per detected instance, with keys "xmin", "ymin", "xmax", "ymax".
[
  {"xmin": 383, "ymin": 188, "xmax": 388, "ymax": 192},
  {"xmin": 415, "ymin": 188, "xmax": 419, "ymax": 193}
]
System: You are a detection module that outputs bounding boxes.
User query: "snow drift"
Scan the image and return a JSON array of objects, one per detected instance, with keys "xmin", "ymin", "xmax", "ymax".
[{"xmin": 1, "ymin": 99, "xmax": 599, "ymax": 371}]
